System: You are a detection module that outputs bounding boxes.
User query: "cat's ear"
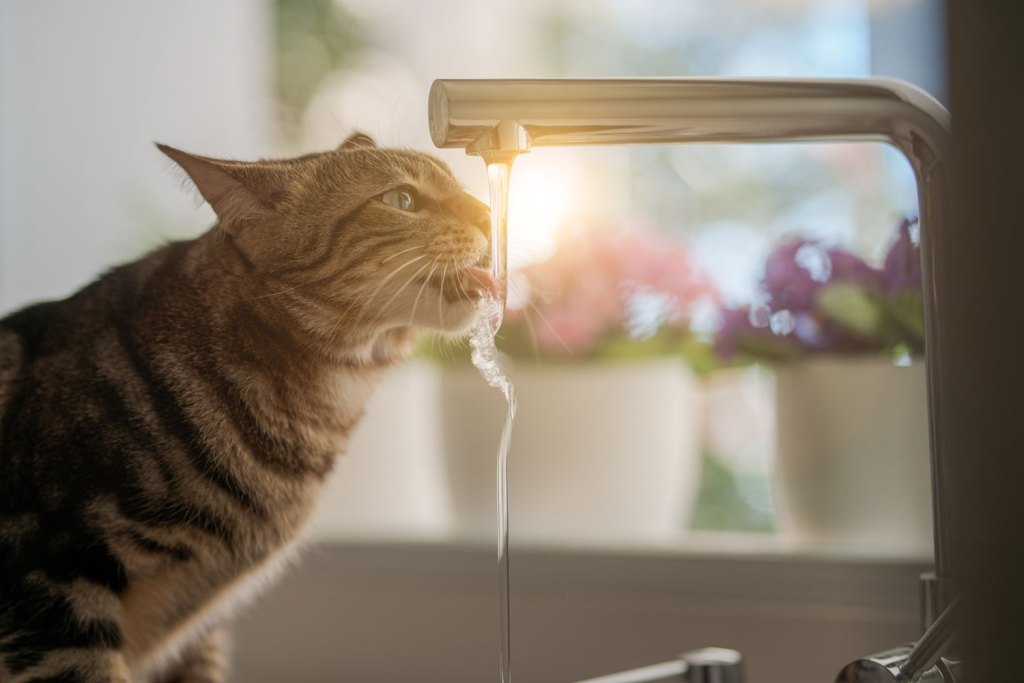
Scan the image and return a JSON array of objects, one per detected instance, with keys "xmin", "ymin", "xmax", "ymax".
[
  {"xmin": 157, "ymin": 144, "xmax": 284, "ymax": 232},
  {"xmin": 338, "ymin": 132, "xmax": 377, "ymax": 151}
]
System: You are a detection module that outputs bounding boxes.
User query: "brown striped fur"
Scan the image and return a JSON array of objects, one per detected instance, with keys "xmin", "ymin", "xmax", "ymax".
[{"xmin": 0, "ymin": 135, "xmax": 491, "ymax": 682}]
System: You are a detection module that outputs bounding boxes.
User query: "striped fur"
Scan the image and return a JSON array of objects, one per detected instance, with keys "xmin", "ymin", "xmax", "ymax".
[{"xmin": 0, "ymin": 136, "xmax": 491, "ymax": 682}]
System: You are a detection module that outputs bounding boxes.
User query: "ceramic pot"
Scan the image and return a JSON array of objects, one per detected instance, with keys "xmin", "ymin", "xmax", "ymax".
[
  {"xmin": 773, "ymin": 356, "xmax": 932, "ymax": 554},
  {"xmin": 441, "ymin": 358, "xmax": 702, "ymax": 544}
]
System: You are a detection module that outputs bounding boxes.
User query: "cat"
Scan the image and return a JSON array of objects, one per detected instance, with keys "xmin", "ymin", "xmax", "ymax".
[{"xmin": 0, "ymin": 133, "xmax": 495, "ymax": 683}]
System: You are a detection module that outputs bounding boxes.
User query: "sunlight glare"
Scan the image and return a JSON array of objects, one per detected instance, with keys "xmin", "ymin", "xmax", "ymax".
[{"xmin": 506, "ymin": 152, "xmax": 578, "ymax": 270}]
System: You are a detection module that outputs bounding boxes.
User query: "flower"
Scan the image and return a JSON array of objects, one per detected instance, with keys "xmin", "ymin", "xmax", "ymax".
[
  {"xmin": 715, "ymin": 218, "xmax": 925, "ymax": 361},
  {"xmin": 762, "ymin": 238, "xmax": 880, "ymax": 313},
  {"xmin": 714, "ymin": 307, "xmax": 799, "ymax": 361},
  {"xmin": 503, "ymin": 223, "xmax": 718, "ymax": 359}
]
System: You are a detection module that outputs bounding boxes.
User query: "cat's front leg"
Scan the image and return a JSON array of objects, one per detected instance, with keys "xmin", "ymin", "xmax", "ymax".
[
  {"xmin": 5, "ymin": 649, "xmax": 131, "ymax": 683},
  {"xmin": 0, "ymin": 575, "xmax": 129, "ymax": 683},
  {"xmin": 152, "ymin": 628, "xmax": 230, "ymax": 683}
]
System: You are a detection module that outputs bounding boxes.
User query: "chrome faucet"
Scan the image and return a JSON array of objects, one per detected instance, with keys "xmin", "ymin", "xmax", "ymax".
[{"xmin": 429, "ymin": 77, "xmax": 957, "ymax": 682}]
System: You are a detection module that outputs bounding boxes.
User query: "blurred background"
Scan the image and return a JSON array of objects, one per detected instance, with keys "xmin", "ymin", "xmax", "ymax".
[{"xmin": 0, "ymin": 1, "xmax": 946, "ymax": 681}]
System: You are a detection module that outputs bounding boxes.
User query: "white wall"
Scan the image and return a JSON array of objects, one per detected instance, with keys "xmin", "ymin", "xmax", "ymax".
[{"xmin": 0, "ymin": 0, "xmax": 273, "ymax": 313}]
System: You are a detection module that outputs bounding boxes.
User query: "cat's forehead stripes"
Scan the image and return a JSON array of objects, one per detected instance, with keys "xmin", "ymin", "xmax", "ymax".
[{"xmin": 364, "ymin": 149, "xmax": 461, "ymax": 195}]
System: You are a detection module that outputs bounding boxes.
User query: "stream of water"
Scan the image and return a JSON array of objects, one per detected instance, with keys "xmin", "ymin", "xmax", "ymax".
[{"xmin": 468, "ymin": 159, "xmax": 516, "ymax": 683}]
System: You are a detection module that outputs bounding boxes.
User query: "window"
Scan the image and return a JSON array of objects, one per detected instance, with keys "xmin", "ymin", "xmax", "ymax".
[{"xmin": 0, "ymin": 0, "xmax": 944, "ymax": 557}]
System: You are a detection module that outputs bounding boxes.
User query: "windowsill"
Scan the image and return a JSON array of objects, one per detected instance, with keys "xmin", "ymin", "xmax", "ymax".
[{"xmin": 307, "ymin": 526, "xmax": 934, "ymax": 565}]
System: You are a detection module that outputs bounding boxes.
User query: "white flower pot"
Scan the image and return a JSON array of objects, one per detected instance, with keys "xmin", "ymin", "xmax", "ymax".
[
  {"xmin": 441, "ymin": 358, "xmax": 702, "ymax": 545},
  {"xmin": 309, "ymin": 361, "xmax": 451, "ymax": 540},
  {"xmin": 773, "ymin": 356, "xmax": 933, "ymax": 554}
]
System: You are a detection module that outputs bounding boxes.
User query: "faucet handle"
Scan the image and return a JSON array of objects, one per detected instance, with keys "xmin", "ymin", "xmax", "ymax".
[
  {"xmin": 680, "ymin": 648, "xmax": 744, "ymax": 683},
  {"xmin": 572, "ymin": 647, "xmax": 743, "ymax": 683},
  {"xmin": 835, "ymin": 600, "xmax": 960, "ymax": 683}
]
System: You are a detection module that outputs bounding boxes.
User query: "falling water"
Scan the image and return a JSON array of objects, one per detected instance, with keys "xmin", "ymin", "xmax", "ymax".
[{"xmin": 468, "ymin": 159, "xmax": 516, "ymax": 683}]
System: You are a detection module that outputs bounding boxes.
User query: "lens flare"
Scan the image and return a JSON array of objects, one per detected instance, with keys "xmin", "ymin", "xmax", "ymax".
[{"xmin": 505, "ymin": 152, "xmax": 577, "ymax": 269}]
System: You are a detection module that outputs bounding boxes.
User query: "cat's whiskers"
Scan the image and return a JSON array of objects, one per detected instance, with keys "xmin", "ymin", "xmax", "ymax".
[
  {"xmin": 525, "ymin": 301, "xmax": 573, "ymax": 355},
  {"xmin": 375, "ymin": 150, "xmax": 410, "ymax": 182},
  {"xmin": 432, "ymin": 198, "xmax": 454, "ymax": 224},
  {"xmin": 396, "ymin": 103, "xmax": 413, "ymax": 149},
  {"xmin": 372, "ymin": 258, "xmax": 436, "ymax": 321},
  {"xmin": 318, "ymin": 91, "xmax": 345, "ymax": 137},
  {"xmin": 436, "ymin": 261, "xmax": 449, "ymax": 328},
  {"xmin": 513, "ymin": 248, "xmax": 602, "ymax": 298},
  {"xmin": 365, "ymin": 254, "xmax": 428, "ymax": 295},
  {"xmin": 334, "ymin": 254, "xmax": 429, "ymax": 329},
  {"xmin": 452, "ymin": 260, "xmax": 472, "ymax": 301},
  {"xmin": 408, "ymin": 257, "xmax": 442, "ymax": 327},
  {"xmin": 352, "ymin": 252, "xmax": 427, "ymax": 306},
  {"xmin": 382, "ymin": 245, "xmax": 423, "ymax": 263},
  {"xmin": 508, "ymin": 277, "xmax": 574, "ymax": 356},
  {"xmin": 520, "ymin": 307, "xmax": 541, "ymax": 360},
  {"xmin": 247, "ymin": 280, "xmax": 312, "ymax": 301}
]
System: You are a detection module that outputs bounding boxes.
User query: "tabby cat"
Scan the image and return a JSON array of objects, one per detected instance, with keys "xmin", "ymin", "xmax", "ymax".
[{"xmin": 0, "ymin": 134, "xmax": 494, "ymax": 683}]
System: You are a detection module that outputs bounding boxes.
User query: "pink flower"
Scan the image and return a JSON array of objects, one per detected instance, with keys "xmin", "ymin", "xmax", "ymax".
[{"xmin": 508, "ymin": 223, "xmax": 718, "ymax": 357}]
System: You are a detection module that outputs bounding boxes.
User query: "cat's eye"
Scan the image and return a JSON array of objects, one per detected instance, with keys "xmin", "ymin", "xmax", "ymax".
[{"xmin": 380, "ymin": 186, "xmax": 419, "ymax": 212}]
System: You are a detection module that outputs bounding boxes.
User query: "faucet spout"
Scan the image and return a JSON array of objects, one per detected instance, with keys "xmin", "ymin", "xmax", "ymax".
[
  {"xmin": 429, "ymin": 77, "xmax": 957, "ymax": 629},
  {"xmin": 428, "ymin": 77, "xmax": 948, "ymax": 161},
  {"xmin": 470, "ymin": 121, "xmax": 532, "ymax": 164}
]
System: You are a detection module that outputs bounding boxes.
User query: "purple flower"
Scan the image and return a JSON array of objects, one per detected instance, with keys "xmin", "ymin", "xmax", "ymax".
[
  {"xmin": 882, "ymin": 218, "xmax": 922, "ymax": 294},
  {"xmin": 714, "ymin": 306, "xmax": 801, "ymax": 361},
  {"xmin": 827, "ymin": 247, "xmax": 882, "ymax": 289},
  {"xmin": 761, "ymin": 237, "xmax": 881, "ymax": 314},
  {"xmin": 714, "ymin": 307, "xmax": 758, "ymax": 359},
  {"xmin": 715, "ymin": 225, "xmax": 918, "ymax": 360},
  {"xmin": 762, "ymin": 238, "xmax": 821, "ymax": 311}
]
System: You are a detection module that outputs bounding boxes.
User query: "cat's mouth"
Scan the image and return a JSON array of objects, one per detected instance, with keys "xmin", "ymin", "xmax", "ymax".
[{"xmin": 425, "ymin": 266, "xmax": 500, "ymax": 302}]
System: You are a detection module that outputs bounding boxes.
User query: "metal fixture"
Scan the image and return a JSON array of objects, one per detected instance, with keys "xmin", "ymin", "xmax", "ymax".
[
  {"xmin": 834, "ymin": 600, "xmax": 960, "ymax": 682},
  {"xmin": 429, "ymin": 77, "xmax": 955, "ymax": 681},
  {"xmin": 899, "ymin": 599, "xmax": 959, "ymax": 681},
  {"xmin": 575, "ymin": 648, "xmax": 744, "ymax": 683}
]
